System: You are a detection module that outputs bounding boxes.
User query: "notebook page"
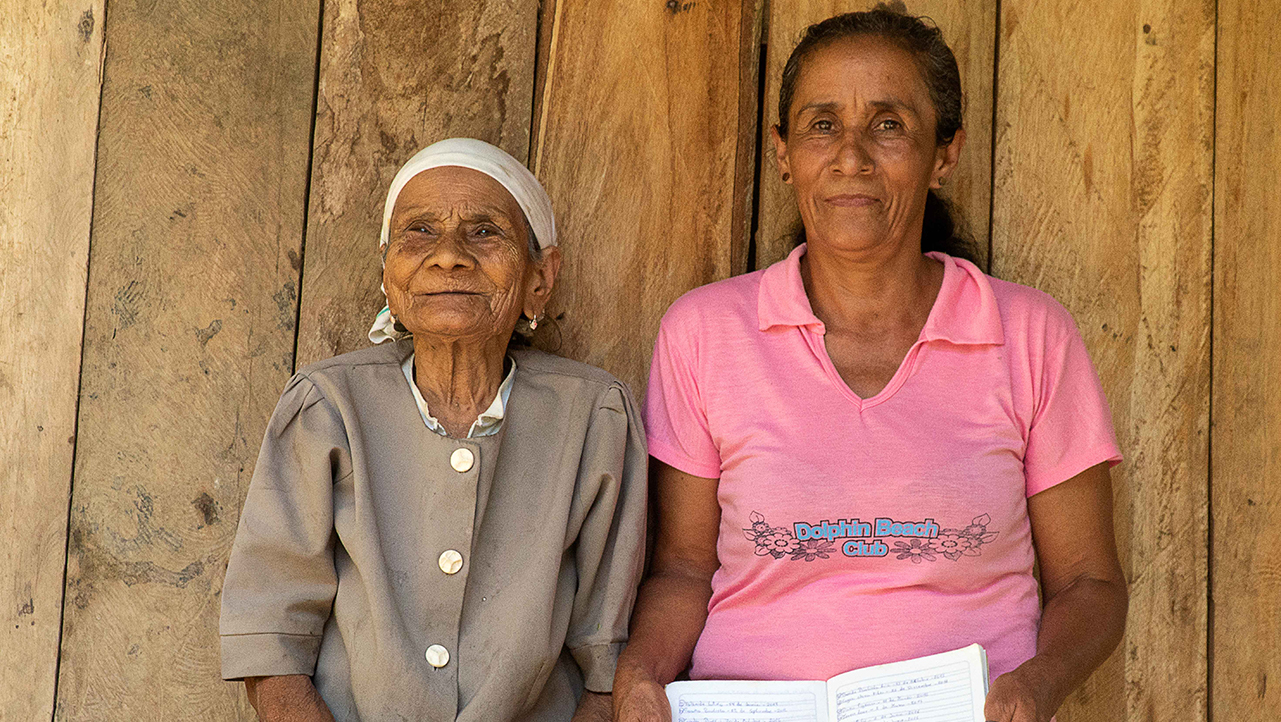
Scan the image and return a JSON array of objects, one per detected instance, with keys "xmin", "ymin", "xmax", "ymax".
[
  {"xmin": 825, "ymin": 645, "xmax": 988, "ymax": 722},
  {"xmin": 666, "ymin": 680, "xmax": 829, "ymax": 722}
]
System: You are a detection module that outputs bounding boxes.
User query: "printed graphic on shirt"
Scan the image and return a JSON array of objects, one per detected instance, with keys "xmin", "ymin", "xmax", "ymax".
[{"xmin": 742, "ymin": 511, "xmax": 999, "ymax": 563}]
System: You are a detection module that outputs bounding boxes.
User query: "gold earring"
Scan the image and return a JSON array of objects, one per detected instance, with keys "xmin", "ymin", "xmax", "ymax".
[{"xmin": 937, "ymin": 177, "xmax": 947, "ymax": 187}]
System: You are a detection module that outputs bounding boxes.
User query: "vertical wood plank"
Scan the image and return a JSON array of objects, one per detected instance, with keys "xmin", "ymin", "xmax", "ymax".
[
  {"xmin": 1212, "ymin": 0, "xmax": 1281, "ymax": 717},
  {"xmin": 992, "ymin": 0, "xmax": 1214, "ymax": 719},
  {"xmin": 293, "ymin": 0, "xmax": 539, "ymax": 368},
  {"xmin": 755, "ymin": 0, "xmax": 996, "ymax": 270},
  {"xmin": 532, "ymin": 0, "xmax": 753, "ymax": 396},
  {"xmin": 54, "ymin": 0, "xmax": 319, "ymax": 718},
  {"xmin": 0, "ymin": 1, "xmax": 104, "ymax": 718}
]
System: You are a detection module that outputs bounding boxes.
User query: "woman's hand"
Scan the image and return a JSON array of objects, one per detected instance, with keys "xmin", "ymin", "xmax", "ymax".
[
  {"xmin": 572, "ymin": 690, "xmax": 616, "ymax": 721},
  {"xmin": 612, "ymin": 666, "xmax": 672, "ymax": 722},
  {"xmin": 245, "ymin": 675, "xmax": 336, "ymax": 722},
  {"xmin": 983, "ymin": 665, "xmax": 1054, "ymax": 722}
]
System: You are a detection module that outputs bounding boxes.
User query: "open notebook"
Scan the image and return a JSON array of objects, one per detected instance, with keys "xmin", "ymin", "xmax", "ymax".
[{"xmin": 665, "ymin": 644, "xmax": 989, "ymax": 722}]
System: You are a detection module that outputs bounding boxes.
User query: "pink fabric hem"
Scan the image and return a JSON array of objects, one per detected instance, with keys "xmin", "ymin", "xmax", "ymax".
[
  {"xmin": 1025, "ymin": 443, "xmax": 1124, "ymax": 497},
  {"xmin": 646, "ymin": 436, "xmax": 721, "ymax": 479}
]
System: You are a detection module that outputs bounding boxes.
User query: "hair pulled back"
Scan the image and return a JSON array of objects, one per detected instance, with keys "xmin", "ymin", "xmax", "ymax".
[{"xmin": 777, "ymin": 2, "xmax": 977, "ymax": 262}]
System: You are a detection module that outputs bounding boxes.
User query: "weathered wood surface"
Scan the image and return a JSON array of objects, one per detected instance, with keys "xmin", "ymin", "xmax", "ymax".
[
  {"xmin": 992, "ymin": 0, "xmax": 1214, "ymax": 719},
  {"xmin": 6, "ymin": 1, "xmax": 1277, "ymax": 718},
  {"xmin": 1212, "ymin": 0, "xmax": 1281, "ymax": 717},
  {"xmin": 754, "ymin": 0, "xmax": 996, "ymax": 270},
  {"xmin": 732, "ymin": 0, "xmax": 766, "ymax": 276},
  {"xmin": 53, "ymin": 0, "xmax": 319, "ymax": 717},
  {"xmin": 293, "ymin": 0, "xmax": 540, "ymax": 368},
  {"xmin": 0, "ymin": 1, "xmax": 103, "ymax": 718},
  {"xmin": 532, "ymin": 0, "xmax": 755, "ymax": 396}
]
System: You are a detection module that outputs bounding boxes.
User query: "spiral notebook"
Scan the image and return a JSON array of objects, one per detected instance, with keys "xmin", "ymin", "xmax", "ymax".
[{"xmin": 665, "ymin": 644, "xmax": 989, "ymax": 722}]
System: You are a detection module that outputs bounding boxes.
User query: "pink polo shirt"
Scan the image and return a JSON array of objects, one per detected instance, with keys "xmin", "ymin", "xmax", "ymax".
[{"xmin": 644, "ymin": 245, "xmax": 1121, "ymax": 682}]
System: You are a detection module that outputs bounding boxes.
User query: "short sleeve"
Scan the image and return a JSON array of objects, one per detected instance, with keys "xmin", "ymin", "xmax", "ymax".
[
  {"xmin": 1023, "ymin": 304, "xmax": 1123, "ymax": 496},
  {"xmin": 643, "ymin": 312, "xmax": 723, "ymax": 479},
  {"xmin": 565, "ymin": 384, "xmax": 649, "ymax": 692},
  {"xmin": 219, "ymin": 373, "xmax": 345, "ymax": 680}
]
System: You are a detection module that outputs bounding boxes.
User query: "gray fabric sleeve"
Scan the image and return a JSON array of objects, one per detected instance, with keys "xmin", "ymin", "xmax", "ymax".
[
  {"xmin": 565, "ymin": 382, "xmax": 649, "ymax": 693},
  {"xmin": 219, "ymin": 374, "xmax": 345, "ymax": 680}
]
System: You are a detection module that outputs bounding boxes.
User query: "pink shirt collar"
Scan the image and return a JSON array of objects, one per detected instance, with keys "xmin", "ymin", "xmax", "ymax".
[{"xmin": 756, "ymin": 243, "xmax": 1004, "ymax": 346}]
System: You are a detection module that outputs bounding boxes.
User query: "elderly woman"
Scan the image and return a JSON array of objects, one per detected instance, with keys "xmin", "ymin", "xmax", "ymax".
[
  {"xmin": 614, "ymin": 7, "xmax": 1127, "ymax": 722},
  {"xmin": 220, "ymin": 139, "xmax": 646, "ymax": 722}
]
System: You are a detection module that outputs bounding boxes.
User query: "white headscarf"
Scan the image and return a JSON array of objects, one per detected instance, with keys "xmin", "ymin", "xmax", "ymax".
[{"xmin": 369, "ymin": 138, "xmax": 557, "ymax": 344}]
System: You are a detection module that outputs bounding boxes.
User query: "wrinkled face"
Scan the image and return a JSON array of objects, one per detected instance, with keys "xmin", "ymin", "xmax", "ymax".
[
  {"xmin": 774, "ymin": 37, "xmax": 961, "ymax": 254},
  {"xmin": 382, "ymin": 166, "xmax": 553, "ymax": 342}
]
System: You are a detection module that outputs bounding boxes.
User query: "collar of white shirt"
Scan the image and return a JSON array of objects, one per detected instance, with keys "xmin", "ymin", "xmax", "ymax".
[{"xmin": 400, "ymin": 353, "xmax": 516, "ymax": 438}]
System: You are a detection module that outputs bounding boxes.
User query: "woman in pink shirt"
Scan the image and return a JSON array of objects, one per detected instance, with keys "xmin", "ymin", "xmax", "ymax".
[{"xmin": 613, "ymin": 6, "xmax": 1127, "ymax": 722}]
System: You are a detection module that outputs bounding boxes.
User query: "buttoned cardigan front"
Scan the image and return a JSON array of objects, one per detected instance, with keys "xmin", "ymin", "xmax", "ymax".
[{"xmin": 220, "ymin": 339, "xmax": 647, "ymax": 722}]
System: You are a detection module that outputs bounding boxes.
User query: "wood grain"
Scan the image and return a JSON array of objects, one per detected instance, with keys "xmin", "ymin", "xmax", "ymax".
[
  {"xmin": 991, "ymin": 0, "xmax": 1214, "ymax": 719},
  {"xmin": 0, "ymin": 1, "xmax": 103, "ymax": 718},
  {"xmin": 293, "ymin": 0, "xmax": 539, "ymax": 368},
  {"xmin": 11, "ymin": 1, "xmax": 1275, "ymax": 716},
  {"xmin": 1212, "ymin": 0, "xmax": 1281, "ymax": 717},
  {"xmin": 755, "ymin": 0, "xmax": 996, "ymax": 270},
  {"xmin": 53, "ymin": 0, "xmax": 319, "ymax": 718},
  {"xmin": 532, "ymin": 0, "xmax": 754, "ymax": 397},
  {"xmin": 732, "ymin": 0, "xmax": 766, "ymax": 276}
]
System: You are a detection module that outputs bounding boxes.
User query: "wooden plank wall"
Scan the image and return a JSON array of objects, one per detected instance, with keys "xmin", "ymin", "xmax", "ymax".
[
  {"xmin": 532, "ymin": 0, "xmax": 758, "ymax": 394},
  {"xmin": 0, "ymin": 2, "xmax": 104, "ymax": 719},
  {"xmin": 2, "ymin": 0, "xmax": 1279, "ymax": 719},
  {"xmin": 991, "ymin": 1, "xmax": 1215, "ymax": 720},
  {"xmin": 52, "ymin": 0, "xmax": 320, "ymax": 718},
  {"xmin": 1212, "ymin": 0, "xmax": 1281, "ymax": 717}
]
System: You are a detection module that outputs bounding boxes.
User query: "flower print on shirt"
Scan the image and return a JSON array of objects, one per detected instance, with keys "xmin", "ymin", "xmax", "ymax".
[
  {"xmin": 930, "ymin": 514, "xmax": 1000, "ymax": 561},
  {"xmin": 746, "ymin": 511, "xmax": 999, "ymax": 564},
  {"xmin": 756, "ymin": 529, "xmax": 800, "ymax": 557},
  {"xmin": 744, "ymin": 513, "xmax": 839, "ymax": 561},
  {"xmin": 789, "ymin": 540, "xmax": 835, "ymax": 562},
  {"xmin": 928, "ymin": 531, "xmax": 979, "ymax": 560},
  {"xmin": 958, "ymin": 513, "xmax": 1001, "ymax": 542},
  {"xmin": 744, "ymin": 512, "xmax": 801, "ymax": 558},
  {"xmin": 892, "ymin": 538, "xmax": 937, "ymax": 563}
]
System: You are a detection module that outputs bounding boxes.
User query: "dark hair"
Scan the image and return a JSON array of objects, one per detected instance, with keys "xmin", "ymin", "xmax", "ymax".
[{"xmin": 777, "ymin": 2, "xmax": 977, "ymax": 262}]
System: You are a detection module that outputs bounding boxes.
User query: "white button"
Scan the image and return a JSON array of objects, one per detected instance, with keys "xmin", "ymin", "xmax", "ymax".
[
  {"xmin": 438, "ymin": 549, "xmax": 463, "ymax": 575},
  {"xmin": 450, "ymin": 448, "xmax": 474, "ymax": 472},
  {"xmin": 425, "ymin": 644, "xmax": 450, "ymax": 668}
]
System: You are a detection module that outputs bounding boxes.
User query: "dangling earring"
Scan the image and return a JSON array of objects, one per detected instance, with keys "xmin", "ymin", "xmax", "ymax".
[{"xmin": 528, "ymin": 314, "xmax": 539, "ymax": 331}]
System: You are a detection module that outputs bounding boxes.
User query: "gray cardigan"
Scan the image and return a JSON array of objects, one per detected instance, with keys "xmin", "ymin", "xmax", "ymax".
[{"xmin": 220, "ymin": 339, "xmax": 647, "ymax": 721}]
